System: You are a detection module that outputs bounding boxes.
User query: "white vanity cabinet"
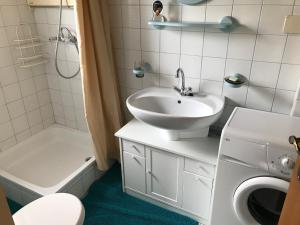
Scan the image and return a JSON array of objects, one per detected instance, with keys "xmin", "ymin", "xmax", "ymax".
[
  {"xmin": 123, "ymin": 151, "xmax": 146, "ymax": 194},
  {"xmin": 146, "ymin": 147, "xmax": 183, "ymax": 206},
  {"xmin": 182, "ymin": 171, "xmax": 213, "ymax": 219},
  {"xmin": 116, "ymin": 120, "xmax": 219, "ymax": 224}
]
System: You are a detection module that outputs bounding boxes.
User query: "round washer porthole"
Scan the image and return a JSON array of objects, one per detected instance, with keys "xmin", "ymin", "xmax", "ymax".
[{"xmin": 233, "ymin": 177, "xmax": 289, "ymax": 225}]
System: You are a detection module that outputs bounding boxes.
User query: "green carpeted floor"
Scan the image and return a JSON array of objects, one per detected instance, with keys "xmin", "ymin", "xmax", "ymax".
[
  {"xmin": 8, "ymin": 163, "xmax": 198, "ymax": 225},
  {"xmin": 7, "ymin": 199, "xmax": 22, "ymax": 214}
]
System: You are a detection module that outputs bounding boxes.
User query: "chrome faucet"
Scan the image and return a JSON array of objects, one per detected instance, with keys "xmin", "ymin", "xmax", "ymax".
[{"xmin": 174, "ymin": 68, "xmax": 193, "ymax": 96}]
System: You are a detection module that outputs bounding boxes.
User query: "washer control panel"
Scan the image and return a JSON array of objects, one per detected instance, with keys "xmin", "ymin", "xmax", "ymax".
[{"xmin": 268, "ymin": 146, "xmax": 297, "ymax": 179}]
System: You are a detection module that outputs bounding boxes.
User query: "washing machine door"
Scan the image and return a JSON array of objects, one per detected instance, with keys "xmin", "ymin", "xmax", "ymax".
[{"xmin": 233, "ymin": 177, "xmax": 289, "ymax": 225}]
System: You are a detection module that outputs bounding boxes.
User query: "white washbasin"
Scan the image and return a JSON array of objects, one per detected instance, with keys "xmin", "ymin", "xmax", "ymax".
[{"xmin": 126, "ymin": 87, "xmax": 225, "ymax": 139}]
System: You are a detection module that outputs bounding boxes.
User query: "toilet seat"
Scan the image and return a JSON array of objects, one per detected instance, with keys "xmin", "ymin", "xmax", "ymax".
[{"xmin": 13, "ymin": 193, "xmax": 85, "ymax": 225}]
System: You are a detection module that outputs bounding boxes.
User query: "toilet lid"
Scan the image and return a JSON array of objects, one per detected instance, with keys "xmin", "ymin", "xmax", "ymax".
[{"xmin": 13, "ymin": 193, "xmax": 85, "ymax": 225}]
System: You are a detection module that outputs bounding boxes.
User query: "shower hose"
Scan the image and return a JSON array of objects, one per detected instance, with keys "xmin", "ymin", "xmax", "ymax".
[{"xmin": 55, "ymin": 0, "xmax": 80, "ymax": 79}]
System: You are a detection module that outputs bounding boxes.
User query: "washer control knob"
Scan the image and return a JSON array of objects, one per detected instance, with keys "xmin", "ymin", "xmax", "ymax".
[{"xmin": 280, "ymin": 156, "xmax": 295, "ymax": 170}]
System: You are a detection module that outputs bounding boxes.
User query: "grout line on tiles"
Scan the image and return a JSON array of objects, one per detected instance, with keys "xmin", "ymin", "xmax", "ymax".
[
  {"xmin": 243, "ymin": 2, "xmax": 264, "ymax": 108},
  {"xmin": 220, "ymin": 1, "xmax": 234, "ymax": 97},
  {"xmin": 270, "ymin": 0, "xmax": 296, "ymax": 112},
  {"xmin": 198, "ymin": 1, "xmax": 208, "ymax": 93}
]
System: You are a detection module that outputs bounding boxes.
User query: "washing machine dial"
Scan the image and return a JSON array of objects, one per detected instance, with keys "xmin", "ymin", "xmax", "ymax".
[{"xmin": 280, "ymin": 155, "xmax": 295, "ymax": 170}]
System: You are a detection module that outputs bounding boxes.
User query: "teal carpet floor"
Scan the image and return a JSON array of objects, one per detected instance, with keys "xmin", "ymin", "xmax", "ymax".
[
  {"xmin": 9, "ymin": 163, "xmax": 198, "ymax": 225},
  {"xmin": 7, "ymin": 199, "xmax": 22, "ymax": 214}
]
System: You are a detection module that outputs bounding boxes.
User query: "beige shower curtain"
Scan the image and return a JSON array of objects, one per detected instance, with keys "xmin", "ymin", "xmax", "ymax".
[{"xmin": 75, "ymin": 0, "xmax": 123, "ymax": 171}]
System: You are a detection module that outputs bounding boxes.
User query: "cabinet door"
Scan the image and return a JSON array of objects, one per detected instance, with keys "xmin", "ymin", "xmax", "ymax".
[
  {"xmin": 182, "ymin": 171, "xmax": 213, "ymax": 219},
  {"xmin": 123, "ymin": 151, "xmax": 146, "ymax": 194},
  {"xmin": 146, "ymin": 147, "xmax": 183, "ymax": 206}
]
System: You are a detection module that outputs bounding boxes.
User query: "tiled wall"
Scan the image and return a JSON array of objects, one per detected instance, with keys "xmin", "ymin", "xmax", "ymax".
[
  {"xmin": 109, "ymin": 0, "xmax": 300, "ymax": 128},
  {"xmin": 33, "ymin": 7, "xmax": 88, "ymax": 131},
  {"xmin": 0, "ymin": 0, "xmax": 55, "ymax": 151}
]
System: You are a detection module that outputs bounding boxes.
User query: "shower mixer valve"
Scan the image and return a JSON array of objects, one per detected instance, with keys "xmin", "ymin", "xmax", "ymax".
[{"xmin": 49, "ymin": 27, "xmax": 77, "ymax": 44}]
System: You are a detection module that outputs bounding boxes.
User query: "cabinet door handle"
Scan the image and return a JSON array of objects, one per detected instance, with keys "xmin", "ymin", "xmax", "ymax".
[
  {"xmin": 147, "ymin": 170, "xmax": 152, "ymax": 175},
  {"xmin": 131, "ymin": 155, "xmax": 141, "ymax": 165},
  {"xmin": 198, "ymin": 164, "xmax": 209, "ymax": 174},
  {"xmin": 194, "ymin": 176, "xmax": 211, "ymax": 188},
  {"xmin": 131, "ymin": 145, "xmax": 140, "ymax": 153}
]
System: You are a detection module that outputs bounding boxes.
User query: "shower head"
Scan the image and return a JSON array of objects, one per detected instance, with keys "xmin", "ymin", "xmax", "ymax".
[{"xmin": 59, "ymin": 26, "xmax": 77, "ymax": 44}]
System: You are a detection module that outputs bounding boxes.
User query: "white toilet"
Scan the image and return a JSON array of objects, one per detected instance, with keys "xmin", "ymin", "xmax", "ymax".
[{"xmin": 12, "ymin": 193, "xmax": 85, "ymax": 225}]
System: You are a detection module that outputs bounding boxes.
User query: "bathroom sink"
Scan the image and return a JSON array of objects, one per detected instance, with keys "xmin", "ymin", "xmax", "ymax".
[{"xmin": 126, "ymin": 87, "xmax": 225, "ymax": 139}]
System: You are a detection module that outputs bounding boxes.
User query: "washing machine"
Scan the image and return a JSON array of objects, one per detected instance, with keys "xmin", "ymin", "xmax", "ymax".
[{"xmin": 210, "ymin": 107, "xmax": 300, "ymax": 225}]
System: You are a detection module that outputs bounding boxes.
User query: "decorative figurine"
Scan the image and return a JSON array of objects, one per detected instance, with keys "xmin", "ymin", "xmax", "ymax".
[{"xmin": 152, "ymin": 1, "xmax": 166, "ymax": 22}]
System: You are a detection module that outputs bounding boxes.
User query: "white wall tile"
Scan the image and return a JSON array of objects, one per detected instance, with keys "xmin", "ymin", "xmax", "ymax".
[
  {"xmin": 250, "ymin": 61, "xmax": 281, "ymax": 88},
  {"xmin": 225, "ymin": 59, "xmax": 252, "ymax": 78},
  {"xmin": 12, "ymin": 115, "xmax": 29, "ymax": 133},
  {"xmin": 37, "ymin": 90, "xmax": 51, "ymax": 106},
  {"xmin": 140, "ymin": 6, "xmax": 153, "ymax": 29},
  {"xmin": 3, "ymin": 83, "xmax": 21, "ymax": 102},
  {"xmin": 0, "ymin": 66, "xmax": 18, "ymax": 86},
  {"xmin": 206, "ymin": 5, "xmax": 233, "ymax": 24},
  {"xmin": 0, "ymin": 121, "xmax": 14, "ymax": 142},
  {"xmin": 141, "ymin": 29, "xmax": 160, "ymax": 52},
  {"xmin": 254, "ymin": 35, "xmax": 286, "ymax": 63},
  {"xmin": 23, "ymin": 94, "xmax": 39, "ymax": 112},
  {"xmin": 223, "ymin": 85, "xmax": 248, "ymax": 106},
  {"xmin": 163, "ymin": 5, "xmax": 182, "ymax": 22},
  {"xmin": 203, "ymin": 32, "xmax": 229, "ymax": 58},
  {"xmin": 123, "ymin": 28, "xmax": 141, "ymax": 50},
  {"xmin": 40, "ymin": 104, "xmax": 53, "ymax": 120},
  {"xmin": 263, "ymin": 0, "xmax": 294, "ymax": 5},
  {"xmin": 160, "ymin": 53, "xmax": 180, "ymax": 75},
  {"xmin": 283, "ymin": 35, "xmax": 300, "ymax": 64},
  {"xmin": 277, "ymin": 64, "xmax": 300, "ymax": 91},
  {"xmin": 234, "ymin": 0, "xmax": 262, "ymax": 5},
  {"xmin": 122, "ymin": 5, "xmax": 140, "ymax": 28},
  {"xmin": 181, "ymin": 31, "xmax": 203, "ymax": 56},
  {"xmin": 0, "ymin": 6, "xmax": 20, "ymax": 26},
  {"xmin": 142, "ymin": 73, "xmax": 159, "ymax": 88},
  {"xmin": 258, "ymin": 5, "xmax": 292, "ymax": 34},
  {"xmin": 160, "ymin": 30, "xmax": 181, "ymax": 54},
  {"xmin": 272, "ymin": 89, "xmax": 295, "ymax": 114},
  {"xmin": 246, "ymin": 86, "xmax": 275, "ymax": 111},
  {"xmin": 182, "ymin": 6, "xmax": 206, "ymax": 23},
  {"xmin": 124, "ymin": 50, "xmax": 141, "ymax": 69},
  {"xmin": 16, "ymin": 129, "xmax": 31, "ymax": 143},
  {"xmin": 125, "ymin": 70, "xmax": 143, "ymax": 89},
  {"xmin": 7, "ymin": 100, "xmax": 25, "ymax": 118},
  {"xmin": 27, "ymin": 109, "xmax": 42, "ymax": 127},
  {"xmin": 0, "ymin": 47, "xmax": 13, "ymax": 67},
  {"xmin": 200, "ymin": 80, "xmax": 223, "ymax": 95},
  {"xmin": 185, "ymin": 78, "xmax": 200, "ymax": 91},
  {"xmin": 227, "ymin": 34, "xmax": 256, "ymax": 60},
  {"xmin": 20, "ymin": 78, "xmax": 36, "ymax": 97},
  {"xmin": 159, "ymin": 74, "xmax": 178, "ymax": 88},
  {"xmin": 0, "ymin": 105, "xmax": 10, "ymax": 124},
  {"xmin": 142, "ymin": 51, "xmax": 159, "ymax": 73},
  {"xmin": 232, "ymin": 5, "xmax": 261, "ymax": 34},
  {"xmin": 180, "ymin": 55, "xmax": 202, "ymax": 78},
  {"xmin": 201, "ymin": 57, "xmax": 226, "ymax": 81}
]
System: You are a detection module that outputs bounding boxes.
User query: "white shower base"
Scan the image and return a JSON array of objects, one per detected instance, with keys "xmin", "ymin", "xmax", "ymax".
[{"xmin": 0, "ymin": 125, "xmax": 101, "ymax": 206}]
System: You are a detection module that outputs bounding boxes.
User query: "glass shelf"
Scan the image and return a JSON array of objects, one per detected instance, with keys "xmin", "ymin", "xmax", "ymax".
[
  {"xmin": 148, "ymin": 16, "xmax": 236, "ymax": 32},
  {"xmin": 177, "ymin": 0, "xmax": 206, "ymax": 5}
]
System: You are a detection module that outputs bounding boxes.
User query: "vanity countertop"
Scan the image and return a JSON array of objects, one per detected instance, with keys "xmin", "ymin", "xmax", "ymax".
[{"xmin": 115, "ymin": 119, "xmax": 220, "ymax": 165}]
